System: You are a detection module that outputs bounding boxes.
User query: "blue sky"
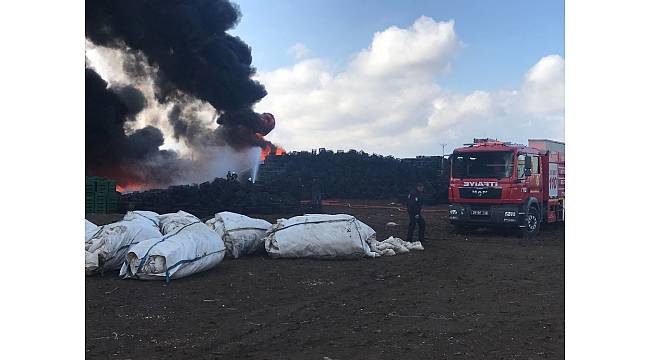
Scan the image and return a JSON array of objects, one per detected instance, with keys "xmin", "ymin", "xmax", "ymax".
[{"xmin": 232, "ymin": 0, "xmax": 564, "ymax": 92}]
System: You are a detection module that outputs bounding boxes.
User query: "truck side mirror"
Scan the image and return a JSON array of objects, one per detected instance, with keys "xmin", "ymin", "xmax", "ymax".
[{"xmin": 524, "ymin": 168, "xmax": 532, "ymax": 177}]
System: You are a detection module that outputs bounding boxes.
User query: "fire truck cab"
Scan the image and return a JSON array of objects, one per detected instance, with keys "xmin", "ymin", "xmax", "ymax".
[{"xmin": 448, "ymin": 138, "xmax": 565, "ymax": 236}]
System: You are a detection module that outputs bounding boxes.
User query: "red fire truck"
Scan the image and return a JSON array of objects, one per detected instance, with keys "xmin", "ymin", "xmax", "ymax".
[{"xmin": 448, "ymin": 138, "xmax": 565, "ymax": 236}]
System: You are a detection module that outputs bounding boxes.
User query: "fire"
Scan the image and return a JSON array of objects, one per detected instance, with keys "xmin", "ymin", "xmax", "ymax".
[
  {"xmin": 116, "ymin": 182, "xmax": 145, "ymax": 193},
  {"xmin": 260, "ymin": 144, "xmax": 286, "ymax": 161}
]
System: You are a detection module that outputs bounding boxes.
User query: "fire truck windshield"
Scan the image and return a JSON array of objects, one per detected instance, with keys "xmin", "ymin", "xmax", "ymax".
[{"xmin": 451, "ymin": 151, "xmax": 514, "ymax": 179}]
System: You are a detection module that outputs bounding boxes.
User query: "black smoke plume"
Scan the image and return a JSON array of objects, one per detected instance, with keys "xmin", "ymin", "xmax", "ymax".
[
  {"xmin": 85, "ymin": 0, "xmax": 268, "ymax": 129},
  {"xmin": 85, "ymin": 0, "xmax": 280, "ymax": 187},
  {"xmin": 85, "ymin": 68, "xmax": 182, "ymax": 186}
]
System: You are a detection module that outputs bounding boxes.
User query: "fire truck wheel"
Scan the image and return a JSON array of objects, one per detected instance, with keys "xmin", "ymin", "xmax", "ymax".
[{"xmin": 521, "ymin": 206, "xmax": 540, "ymax": 238}]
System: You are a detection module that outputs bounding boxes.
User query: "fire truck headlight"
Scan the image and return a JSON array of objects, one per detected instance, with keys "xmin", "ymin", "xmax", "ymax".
[
  {"xmin": 449, "ymin": 209, "xmax": 458, "ymax": 215},
  {"xmin": 504, "ymin": 211, "xmax": 517, "ymax": 217}
]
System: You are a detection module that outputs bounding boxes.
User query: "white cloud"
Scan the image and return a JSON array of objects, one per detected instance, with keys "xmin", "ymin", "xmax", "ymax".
[
  {"xmin": 521, "ymin": 54, "xmax": 565, "ymax": 113},
  {"xmin": 288, "ymin": 42, "xmax": 311, "ymax": 60},
  {"xmin": 256, "ymin": 17, "xmax": 564, "ymax": 156},
  {"xmin": 351, "ymin": 16, "xmax": 460, "ymax": 78}
]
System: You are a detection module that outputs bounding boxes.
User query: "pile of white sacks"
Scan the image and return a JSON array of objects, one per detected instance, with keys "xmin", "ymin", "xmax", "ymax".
[{"xmin": 85, "ymin": 211, "xmax": 423, "ymax": 281}]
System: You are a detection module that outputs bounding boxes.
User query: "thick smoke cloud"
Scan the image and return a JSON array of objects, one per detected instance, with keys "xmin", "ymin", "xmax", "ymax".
[
  {"xmin": 168, "ymin": 103, "xmax": 223, "ymax": 147},
  {"xmin": 85, "ymin": 68, "xmax": 182, "ymax": 186},
  {"xmin": 85, "ymin": 0, "xmax": 267, "ymax": 117},
  {"xmin": 85, "ymin": 0, "xmax": 279, "ymax": 188},
  {"xmin": 111, "ymin": 85, "xmax": 147, "ymax": 114}
]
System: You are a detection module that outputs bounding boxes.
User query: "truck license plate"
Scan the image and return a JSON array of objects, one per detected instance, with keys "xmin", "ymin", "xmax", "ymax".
[{"xmin": 471, "ymin": 210, "xmax": 489, "ymax": 216}]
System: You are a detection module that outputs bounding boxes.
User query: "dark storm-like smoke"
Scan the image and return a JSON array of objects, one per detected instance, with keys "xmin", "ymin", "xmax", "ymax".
[
  {"xmin": 85, "ymin": 0, "xmax": 279, "ymax": 187},
  {"xmin": 85, "ymin": 68, "xmax": 184, "ymax": 186},
  {"xmin": 86, "ymin": 0, "xmax": 266, "ymax": 111}
]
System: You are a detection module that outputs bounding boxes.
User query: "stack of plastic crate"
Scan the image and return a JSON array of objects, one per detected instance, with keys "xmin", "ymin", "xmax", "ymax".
[
  {"xmin": 107, "ymin": 180, "xmax": 119, "ymax": 213},
  {"xmin": 85, "ymin": 176, "xmax": 118, "ymax": 213},
  {"xmin": 85, "ymin": 176, "xmax": 97, "ymax": 213}
]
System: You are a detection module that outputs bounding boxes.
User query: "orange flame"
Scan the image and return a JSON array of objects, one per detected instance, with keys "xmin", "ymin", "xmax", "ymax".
[
  {"xmin": 260, "ymin": 144, "xmax": 286, "ymax": 161},
  {"xmin": 116, "ymin": 182, "xmax": 145, "ymax": 193}
]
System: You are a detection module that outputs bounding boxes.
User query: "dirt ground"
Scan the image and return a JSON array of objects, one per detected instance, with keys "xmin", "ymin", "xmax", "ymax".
[{"xmin": 86, "ymin": 201, "xmax": 564, "ymax": 359}]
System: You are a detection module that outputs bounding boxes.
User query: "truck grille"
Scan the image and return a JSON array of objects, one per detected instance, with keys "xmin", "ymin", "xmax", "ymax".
[{"xmin": 459, "ymin": 187, "xmax": 502, "ymax": 199}]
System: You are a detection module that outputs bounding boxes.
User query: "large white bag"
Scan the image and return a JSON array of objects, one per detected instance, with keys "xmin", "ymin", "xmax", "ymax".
[
  {"xmin": 205, "ymin": 212, "xmax": 272, "ymax": 258},
  {"xmin": 120, "ymin": 221, "xmax": 226, "ymax": 281},
  {"xmin": 159, "ymin": 210, "xmax": 200, "ymax": 235},
  {"xmin": 85, "ymin": 220, "xmax": 101, "ymax": 275},
  {"xmin": 85, "ymin": 216, "xmax": 162, "ymax": 274},
  {"xmin": 264, "ymin": 214, "xmax": 377, "ymax": 259},
  {"xmin": 85, "ymin": 250, "xmax": 100, "ymax": 275},
  {"xmin": 123, "ymin": 210, "xmax": 160, "ymax": 227},
  {"xmin": 85, "ymin": 219, "xmax": 99, "ymax": 242}
]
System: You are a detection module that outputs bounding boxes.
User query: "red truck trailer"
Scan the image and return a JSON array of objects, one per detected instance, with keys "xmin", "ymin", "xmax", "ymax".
[{"xmin": 447, "ymin": 138, "xmax": 565, "ymax": 236}]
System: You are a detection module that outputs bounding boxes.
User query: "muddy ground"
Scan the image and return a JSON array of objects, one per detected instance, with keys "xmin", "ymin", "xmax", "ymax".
[{"xmin": 86, "ymin": 201, "xmax": 564, "ymax": 359}]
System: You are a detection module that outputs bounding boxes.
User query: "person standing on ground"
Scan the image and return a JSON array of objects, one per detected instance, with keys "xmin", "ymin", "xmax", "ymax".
[
  {"xmin": 406, "ymin": 182, "xmax": 426, "ymax": 243},
  {"xmin": 311, "ymin": 177, "xmax": 322, "ymax": 211}
]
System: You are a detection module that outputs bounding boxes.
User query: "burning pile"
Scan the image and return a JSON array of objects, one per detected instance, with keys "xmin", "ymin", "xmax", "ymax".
[
  {"xmin": 85, "ymin": 0, "xmax": 282, "ymax": 191},
  {"xmin": 261, "ymin": 141, "xmax": 287, "ymax": 161}
]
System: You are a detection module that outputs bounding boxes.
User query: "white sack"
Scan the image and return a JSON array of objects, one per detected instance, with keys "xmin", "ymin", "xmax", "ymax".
[
  {"xmin": 85, "ymin": 217, "xmax": 162, "ymax": 274},
  {"xmin": 85, "ymin": 220, "xmax": 100, "ymax": 275},
  {"xmin": 368, "ymin": 236, "xmax": 424, "ymax": 257},
  {"xmin": 85, "ymin": 219, "xmax": 99, "ymax": 242},
  {"xmin": 123, "ymin": 210, "xmax": 160, "ymax": 227},
  {"xmin": 264, "ymin": 214, "xmax": 377, "ymax": 259},
  {"xmin": 159, "ymin": 210, "xmax": 200, "ymax": 235},
  {"xmin": 205, "ymin": 212, "xmax": 272, "ymax": 258},
  {"xmin": 120, "ymin": 221, "xmax": 225, "ymax": 281},
  {"xmin": 85, "ymin": 251, "xmax": 100, "ymax": 275}
]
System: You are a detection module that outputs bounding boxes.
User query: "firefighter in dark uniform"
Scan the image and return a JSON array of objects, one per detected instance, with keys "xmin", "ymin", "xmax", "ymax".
[
  {"xmin": 406, "ymin": 182, "xmax": 426, "ymax": 243},
  {"xmin": 311, "ymin": 177, "xmax": 322, "ymax": 211}
]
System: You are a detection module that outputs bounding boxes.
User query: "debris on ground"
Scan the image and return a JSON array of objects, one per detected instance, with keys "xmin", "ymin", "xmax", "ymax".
[{"xmin": 368, "ymin": 236, "xmax": 424, "ymax": 256}]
